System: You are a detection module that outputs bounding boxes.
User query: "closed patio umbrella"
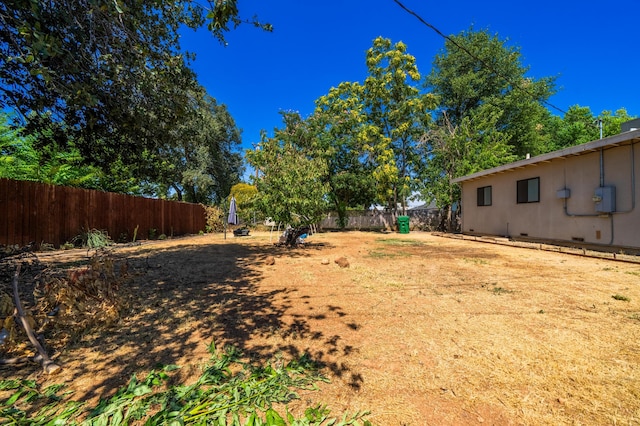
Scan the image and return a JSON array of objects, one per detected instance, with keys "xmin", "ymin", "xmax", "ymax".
[{"xmin": 228, "ymin": 197, "xmax": 238, "ymax": 225}]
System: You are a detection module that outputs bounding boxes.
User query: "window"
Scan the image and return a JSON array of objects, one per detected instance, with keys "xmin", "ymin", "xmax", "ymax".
[
  {"xmin": 477, "ymin": 186, "xmax": 492, "ymax": 206},
  {"xmin": 517, "ymin": 177, "xmax": 540, "ymax": 203}
]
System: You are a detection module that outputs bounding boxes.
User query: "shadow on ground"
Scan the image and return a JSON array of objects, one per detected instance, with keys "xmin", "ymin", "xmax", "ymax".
[{"xmin": 1, "ymin": 237, "xmax": 360, "ymax": 404}]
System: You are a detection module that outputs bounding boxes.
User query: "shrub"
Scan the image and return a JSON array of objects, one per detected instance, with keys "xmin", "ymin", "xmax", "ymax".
[
  {"xmin": 73, "ymin": 229, "xmax": 112, "ymax": 249},
  {"xmin": 204, "ymin": 205, "xmax": 225, "ymax": 233}
]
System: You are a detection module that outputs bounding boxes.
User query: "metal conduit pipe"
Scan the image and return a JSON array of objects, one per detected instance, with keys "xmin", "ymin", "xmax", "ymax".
[
  {"xmin": 609, "ymin": 213, "xmax": 615, "ymax": 245},
  {"xmin": 560, "ymin": 141, "xmax": 637, "ymax": 246},
  {"xmin": 563, "ymin": 163, "xmax": 600, "ymax": 217},
  {"xmin": 563, "ymin": 198, "xmax": 601, "ymax": 217},
  {"xmin": 600, "ymin": 147, "xmax": 605, "ymax": 187},
  {"xmin": 562, "ymin": 149, "xmax": 611, "ymax": 245},
  {"xmin": 564, "ymin": 142, "xmax": 636, "ymax": 216}
]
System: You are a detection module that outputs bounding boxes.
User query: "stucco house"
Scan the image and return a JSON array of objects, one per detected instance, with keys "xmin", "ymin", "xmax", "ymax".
[{"xmin": 452, "ymin": 124, "xmax": 640, "ymax": 250}]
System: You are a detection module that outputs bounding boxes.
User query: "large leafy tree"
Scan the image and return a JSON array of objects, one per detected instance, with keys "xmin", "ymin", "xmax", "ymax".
[
  {"xmin": 306, "ymin": 37, "xmax": 436, "ymax": 220},
  {"xmin": 426, "ymin": 27, "xmax": 556, "ymax": 159},
  {"xmin": 312, "ymin": 82, "xmax": 381, "ymax": 227},
  {"xmin": 246, "ymin": 113, "xmax": 329, "ymax": 226},
  {"xmin": 247, "ymin": 37, "xmax": 434, "ymax": 226},
  {"xmin": 362, "ymin": 37, "xmax": 437, "ymax": 213},
  {"xmin": 0, "ymin": 0, "xmax": 268, "ymax": 173},
  {"xmin": 145, "ymin": 91, "xmax": 243, "ymax": 204},
  {"xmin": 422, "ymin": 28, "xmax": 556, "ymax": 230},
  {"xmin": 419, "ymin": 109, "xmax": 515, "ymax": 231}
]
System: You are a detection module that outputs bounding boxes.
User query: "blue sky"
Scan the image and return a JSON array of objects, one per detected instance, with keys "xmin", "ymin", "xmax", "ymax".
[{"xmin": 180, "ymin": 0, "xmax": 640, "ymax": 154}]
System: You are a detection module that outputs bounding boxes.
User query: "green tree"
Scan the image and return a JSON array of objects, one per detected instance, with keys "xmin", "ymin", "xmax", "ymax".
[
  {"xmin": 311, "ymin": 82, "xmax": 381, "ymax": 227},
  {"xmin": 0, "ymin": 0, "xmax": 269, "ymax": 173},
  {"xmin": 599, "ymin": 108, "xmax": 635, "ymax": 137},
  {"xmin": 419, "ymin": 109, "xmax": 515, "ymax": 231},
  {"xmin": 0, "ymin": 114, "xmax": 37, "ymax": 180},
  {"xmin": 546, "ymin": 106, "xmax": 636, "ymax": 150},
  {"xmin": 362, "ymin": 37, "xmax": 437, "ymax": 213},
  {"xmin": 262, "ymin": 37, "xmax": 434, "ymax": 225},
  {"xmin": 229, "ymin": 182, "xmax": 259, "ymax": 224},
  {"xmin": 423, "ymin": 28, "xmax": 556, "ymax": 230},
  {"xmin": 246, "ymin": 113, "xmax": 329, "ymax": 226},
  {"xmin": 145, "ymin": 91, "xmax": 243, "ymax": 204},
  {"xmin": 426, "ymin": 27, "xmax": 556, "ymax": 158},
  {"xmin": 0, "ymin": 112, "xmax": 140, "ymax": 191}
]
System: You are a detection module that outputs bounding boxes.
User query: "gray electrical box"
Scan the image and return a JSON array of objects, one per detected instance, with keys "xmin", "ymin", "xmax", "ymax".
[
  {"xmin": 594, "ymin": 186, "xmax": 616, "ymax": 213},
  {"xmin": 556, "ymin": 189, "xmax": 571, "ymax": 199}
]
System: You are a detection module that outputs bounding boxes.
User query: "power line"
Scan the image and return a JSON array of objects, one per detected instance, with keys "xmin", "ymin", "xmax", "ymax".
[{"xmin": 392, "ymin": 0, "xmax": 568, "ymax": 115}]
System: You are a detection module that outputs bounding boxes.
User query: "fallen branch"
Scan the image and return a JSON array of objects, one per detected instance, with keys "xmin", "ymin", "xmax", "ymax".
[
  {"xmin": 0, "ymin": 356, "xmax": 31, "ymax": 366},
  {"xmin": 11, "ymin": 264, "xmax": 61, "ymax": 374}
]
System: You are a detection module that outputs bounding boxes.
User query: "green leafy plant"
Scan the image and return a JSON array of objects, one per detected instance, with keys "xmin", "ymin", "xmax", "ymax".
[
  {"xmin": 0, "ymin": 379, "xmax": 84, "ymax": 424},
  {"xmin": 0, "ymin": 343, "xmax": 371, "ymax": 425},
  {"xmin": 72, "ymin": 229, "xmax": 112, "ymax": 249}
]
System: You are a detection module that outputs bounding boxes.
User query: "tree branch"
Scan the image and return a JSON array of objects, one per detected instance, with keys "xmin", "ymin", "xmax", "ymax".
[{"xmin": 11, "ymin": 265, "xmax": 61, "ymax": 374}]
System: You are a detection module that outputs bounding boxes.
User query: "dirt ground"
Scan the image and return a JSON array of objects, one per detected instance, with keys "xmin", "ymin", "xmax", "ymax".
[{"xmin": 3, "ymin": 230, "xmax": 640, "ymax": 425}]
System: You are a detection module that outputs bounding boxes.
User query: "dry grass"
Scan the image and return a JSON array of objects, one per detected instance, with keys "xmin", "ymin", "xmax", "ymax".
[
  {"xmin": 2, "ymin": 230, "xmax": 640, "ymax": 425},
  {"xmin": 248, "ymin": 231, "xmax": 640, "ymax": 425}
]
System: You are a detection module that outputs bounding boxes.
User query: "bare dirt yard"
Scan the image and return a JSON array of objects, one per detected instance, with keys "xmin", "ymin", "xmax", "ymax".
[{"xmin": 2, "ymin": 230, "xmax": 640, "ymax": 425}]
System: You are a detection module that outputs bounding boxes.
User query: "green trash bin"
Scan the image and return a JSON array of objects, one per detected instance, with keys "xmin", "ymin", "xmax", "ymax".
[{"xmin": 397, "ymin": 215, "xmax": 410, "ymax": 234}]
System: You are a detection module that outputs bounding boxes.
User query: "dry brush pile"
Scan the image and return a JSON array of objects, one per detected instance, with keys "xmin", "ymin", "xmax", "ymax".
[{"xmin": 0, "ymin": 247, "xmax": 130, "ymax": 373}]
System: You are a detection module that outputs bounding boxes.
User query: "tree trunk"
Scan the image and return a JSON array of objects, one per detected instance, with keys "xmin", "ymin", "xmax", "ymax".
[{"xmin": 171, "ymin": 184, "xmax": 183, "ymax": 202}]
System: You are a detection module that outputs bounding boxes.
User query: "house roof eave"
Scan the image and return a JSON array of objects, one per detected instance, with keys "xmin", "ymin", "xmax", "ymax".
[{"xmin": 452, "ymin": 129, "xmax": 640, "ymax": 184}]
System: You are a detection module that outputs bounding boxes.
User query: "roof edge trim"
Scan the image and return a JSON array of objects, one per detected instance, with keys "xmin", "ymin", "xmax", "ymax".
[{"xmin": 452, "ymin": 129, "xmax": 640, "ymax": 184}]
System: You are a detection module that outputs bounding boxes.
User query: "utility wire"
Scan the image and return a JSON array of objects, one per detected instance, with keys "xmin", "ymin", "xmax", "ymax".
[{"xmin": 392, "ymin": 0, "xmax": 568, "ymax": 115}]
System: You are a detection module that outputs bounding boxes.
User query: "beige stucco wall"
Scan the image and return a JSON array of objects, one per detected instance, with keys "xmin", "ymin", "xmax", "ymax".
[{"xmin": 459, "ymin": 142, "xmax": 639, "ymax": 248}]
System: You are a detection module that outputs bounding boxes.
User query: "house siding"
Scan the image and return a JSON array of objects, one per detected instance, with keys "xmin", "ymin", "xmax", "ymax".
[{"xmin": 458, "ymin": 139, "xmax": 640, "ymax": 249}]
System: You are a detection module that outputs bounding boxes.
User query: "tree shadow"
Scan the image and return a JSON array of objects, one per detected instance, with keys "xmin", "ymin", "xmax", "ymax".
[{"xmin": 1, "ymin": 237, "xmax": 364, "ymax": 403}]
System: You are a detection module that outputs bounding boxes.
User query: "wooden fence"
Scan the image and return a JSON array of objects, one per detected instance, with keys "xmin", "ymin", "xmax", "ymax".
[{"xmin": 0, "ymin": 178, "xmax": 206, "ymax": 248}]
